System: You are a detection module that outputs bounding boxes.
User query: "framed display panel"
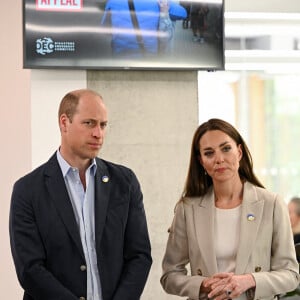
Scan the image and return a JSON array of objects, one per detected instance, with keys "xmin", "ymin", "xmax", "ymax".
[{"xmin": 23, "ymin": 0, "xmax": 224, "ymax": 70}]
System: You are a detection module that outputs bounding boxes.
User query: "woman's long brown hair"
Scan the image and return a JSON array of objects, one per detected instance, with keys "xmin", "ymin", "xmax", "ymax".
[{"xmin": 182, "ymin": 118, "xmax": 264, "ymax": 198}]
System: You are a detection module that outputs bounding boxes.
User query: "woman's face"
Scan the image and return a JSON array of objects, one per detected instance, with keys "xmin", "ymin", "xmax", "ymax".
[{"xmin": 199, "ymin": 130, "xmax": 242, "ymax": 183}]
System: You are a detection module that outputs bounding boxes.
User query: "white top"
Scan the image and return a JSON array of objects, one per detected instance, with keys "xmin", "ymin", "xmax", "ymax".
[
  {"xmin": 215, "ymin": 205, "xmax": 247, "ymax": 300},
  {"xmin": 215, "ymin": 205, "xmax": 242, "ymax": 272}
]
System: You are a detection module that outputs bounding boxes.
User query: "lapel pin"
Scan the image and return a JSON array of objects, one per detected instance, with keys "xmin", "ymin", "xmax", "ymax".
[
  {"xmin": 102, "ymin": 175, "xmax": 109, "ymax": 183},
  {"xmin": 247, "ymin": 213, "xmax": 255, "ymax": 221}
]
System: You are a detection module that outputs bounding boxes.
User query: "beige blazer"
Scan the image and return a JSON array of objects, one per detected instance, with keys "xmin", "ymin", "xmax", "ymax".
[{"xmin": 161, "ymin": 182, "xmax": 300, "ymax": 300}]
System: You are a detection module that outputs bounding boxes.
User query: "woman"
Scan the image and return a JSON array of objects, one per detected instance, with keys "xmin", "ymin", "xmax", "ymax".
[{"xmin": 160, "ymin": 118, "xmax": 299, "ymax": 300}]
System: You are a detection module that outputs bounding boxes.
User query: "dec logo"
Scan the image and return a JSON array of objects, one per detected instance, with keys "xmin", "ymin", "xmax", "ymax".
[
  {"xmin": 36, "ymin": 37, "xmax": 54, "ymax": 55},
  {"xmin": 36, "ymin": 0, "xmax": 82, "ymax": 11}
]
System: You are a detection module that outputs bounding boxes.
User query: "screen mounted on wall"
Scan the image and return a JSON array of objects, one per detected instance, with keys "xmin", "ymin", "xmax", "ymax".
[{"xmin": 23, "ymin": 0, "xmax": 224, "ymax": 70}]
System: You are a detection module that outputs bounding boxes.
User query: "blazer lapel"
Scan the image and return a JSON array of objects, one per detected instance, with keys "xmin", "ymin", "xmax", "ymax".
[
  {"xmin": 45, "ymin": 154, "xmax": 85, "ymax": 259},
  {"xmin": 193, "ymin": 188, "xmax": 219, "ymax": 275},
  {"xmin": 94, "ymin": 159, "xmax": 111, "ymax": 250},
  {"xmin": 235, "ymin": 182, "xmax": 264, "ymax": 274}
]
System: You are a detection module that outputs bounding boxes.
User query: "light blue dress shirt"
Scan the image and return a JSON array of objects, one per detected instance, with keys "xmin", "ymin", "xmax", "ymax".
[{"xmin": 57, "ymin": 150, "xmax": 103, "ymax": 300}]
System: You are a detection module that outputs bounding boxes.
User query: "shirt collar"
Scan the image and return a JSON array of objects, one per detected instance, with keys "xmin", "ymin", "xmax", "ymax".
[{"xmin": 56, "ymin": 149, "xmax": 97, "ymax": 177}]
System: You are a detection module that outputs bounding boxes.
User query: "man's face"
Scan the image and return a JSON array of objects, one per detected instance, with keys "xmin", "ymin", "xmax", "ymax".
[
  {"xmin": 60, "ymin": 93, "xmax": 108, "ymax": 166},
  {"xmin": 288, "ymin": 202, "xmax": 300, "ymax": 229}
]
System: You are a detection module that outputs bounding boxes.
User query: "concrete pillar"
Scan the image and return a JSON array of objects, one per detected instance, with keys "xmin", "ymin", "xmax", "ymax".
[{"xmin": 88, "ymin": 70, "xmax": 198, "ymax": 299}]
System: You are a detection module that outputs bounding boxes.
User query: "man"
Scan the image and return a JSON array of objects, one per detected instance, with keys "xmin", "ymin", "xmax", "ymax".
[
  {"xmin": 288, "ymin": 197, "xmax": 300, "ymax": 263},
  {"xmin": 190, "ymin": 3, "xmax": 208, "ymax": 43},
  {"xmin": 288, "ymin": 197, "xmax": 300, "ymax": 244},
  {"xmin": 9, "ymin": 89, "xmax": 152, "ymax": 300}
]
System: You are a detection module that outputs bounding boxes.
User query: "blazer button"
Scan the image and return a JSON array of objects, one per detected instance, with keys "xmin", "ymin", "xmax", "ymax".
[
  {"xmin": 255, "ymin": 266, "xmax": 262, "ymax": 272},
  {"xmin": 79, "ymin": 297, "xmax": 86, "ymax": 300},
  {"xmin": 80, "ymin": 265, "xmax": 87, "ymax": 271},
  {"xmin": 167, "ymin": 228, "xmax": 171, "ymax": 233},
  {"xmin": 197, "ymin": 269, "xmax": 202, "ymax": 276}
]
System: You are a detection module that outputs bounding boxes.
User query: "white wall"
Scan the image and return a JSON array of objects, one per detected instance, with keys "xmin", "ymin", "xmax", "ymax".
[
  {"xmin": 0, "ymin": 2, "xmax": 30, "ymax": 298},
  {"xmin": 31, "ymin": 70, "xmax": 86, "ymax": 168},
  {"xmin": 225, "ymin": 0, "xmax": 300, "ymax": 12}
]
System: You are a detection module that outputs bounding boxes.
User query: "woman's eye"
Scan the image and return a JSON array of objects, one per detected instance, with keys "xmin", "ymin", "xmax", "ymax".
[
  {"xmin": 204, "ymin": 151, "xmax": 214, "ymax": 157},
  {"xmin": 222, "ymin": 146, "xmax": 231, "ymax": 152}
]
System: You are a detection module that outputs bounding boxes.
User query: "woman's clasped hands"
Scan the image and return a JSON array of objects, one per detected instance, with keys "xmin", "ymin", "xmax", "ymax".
[{"xmin": 201, "ymin": 272, "xmax": 256, "ymax": 300}]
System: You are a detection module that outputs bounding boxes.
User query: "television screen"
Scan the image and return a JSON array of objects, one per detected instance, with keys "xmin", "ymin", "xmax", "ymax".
[{"xmin": 23, "ymin": 0, "xmax": 224, "ymax": 70}]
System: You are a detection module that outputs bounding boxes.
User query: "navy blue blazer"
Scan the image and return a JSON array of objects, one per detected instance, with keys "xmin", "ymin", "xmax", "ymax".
[{"xmin": 9, "ymin": 153, "xmax": 152, "ymax": 300}]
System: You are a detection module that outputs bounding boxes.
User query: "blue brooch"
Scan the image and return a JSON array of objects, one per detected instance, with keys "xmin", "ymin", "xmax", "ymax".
[
  {"xmin": 102, "ymin": 175, "xmax": 109, "ymax": 183},
  {"xmin": 247, "ymin": 214, "xmax": 255, "ymax": 221}
]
